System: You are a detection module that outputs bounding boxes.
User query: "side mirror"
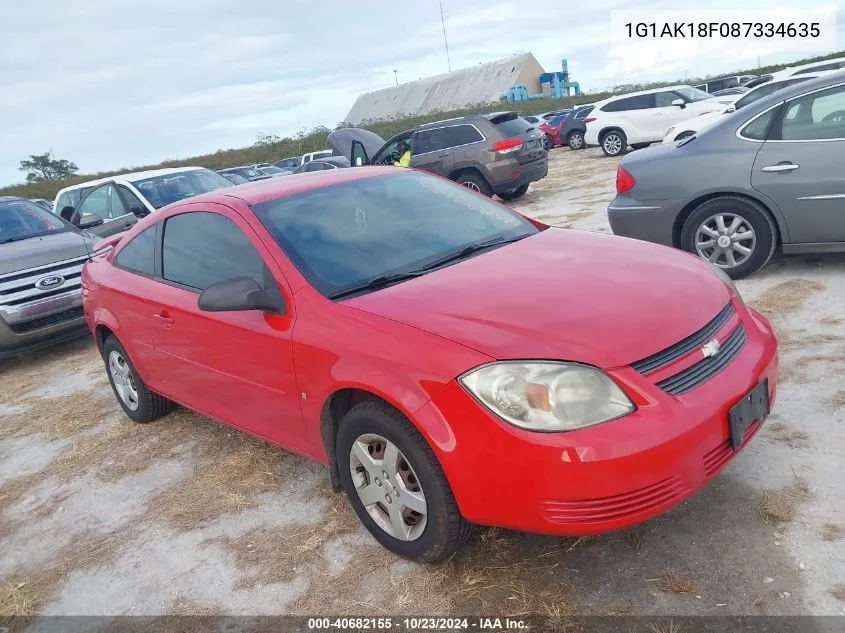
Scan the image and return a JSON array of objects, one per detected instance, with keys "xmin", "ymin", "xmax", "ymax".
[
  {"xmin": 78, "ymin": 214, "xmax": 104, "ymax": 229},
  {"xmin": 671, "ymin": 99, "xmax": 686, "ymax": 109},
  {"xmin": 60, "ymin": 206, "xmax": 75, "ymax": 221},
  {"xmin": 198, "ymin": 277, "xmax": 284, "ymax": 314},
  {"xmin": 725, "ymin": 105, "xmax": 736, "ymax": 113}
]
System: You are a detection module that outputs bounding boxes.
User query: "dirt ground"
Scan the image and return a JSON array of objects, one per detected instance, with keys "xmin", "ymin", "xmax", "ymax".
[{"xmin": 2, "ymin": 148, "xmax": 844, "ymax": 620}]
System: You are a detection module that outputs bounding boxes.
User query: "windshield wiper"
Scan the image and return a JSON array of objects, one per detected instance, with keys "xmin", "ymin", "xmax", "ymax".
[
  {"xmin": 0, "ymin": 236, "xmax": 30, "ymax": 244},
  {"xmin": 329, "ymin": 271, "xmax": 428, "ymax": 300},
  {"xmin": 420, "ymin": 235, "xmax": 527, "ymax": 271}
]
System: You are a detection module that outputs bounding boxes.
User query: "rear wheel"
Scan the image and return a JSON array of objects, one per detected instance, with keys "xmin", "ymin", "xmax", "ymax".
[
  {"xmin": 681, "ymin": 196, "xmax": 777, "ymax": 279},
  {"xmin": 337, "ymin": 400, "xmax": 472, "ymax": 563},
  {"xmin": 498, "ymin": 184, "xmax": 529, "ymax": 201},
  {"xmin": 454, "ymin": 172, "xmax": 493, "ymax": 197},
  {"xmin": 601, "ymin": 130, "xmax": 627, "ymax": 156},
  {"xmin": 567, "ymin": 131, "xmax": 585, "ymax": 150},
  {"xmin": 542, "ymin": 134, "xmax": 553, "ymax": 151},
  {"xmin": 102, "ymin": 336, "xmax": 174, "ymax": 423}
]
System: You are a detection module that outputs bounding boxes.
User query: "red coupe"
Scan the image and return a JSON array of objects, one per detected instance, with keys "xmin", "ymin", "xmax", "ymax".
[{"xmin": 82, "ymin": 167, "xmax": 778, "ymax": 562}]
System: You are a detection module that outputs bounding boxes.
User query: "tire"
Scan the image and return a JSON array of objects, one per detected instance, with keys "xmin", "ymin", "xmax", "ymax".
[
  {"xmin": 102, "ymin": 335, "xmax": 175, "ymax": 423},
  {"xmin": 454, "ymin": 172, "xmax": 493, "ymax": 197},
  {"xmin": 567, "ymin": 131, "xmax": 585, "ymax": 150},
  {"xmin": 601, "ymin": 130, "xmax": 627, "ymax": 156},
  {"xmin": 542, "ymin": 135, "xmax": 553, "ymax": 151},
  {"xmin": 336, "ymin": 399, "xmax": 473, "ymax": 563},
  {"xmin": 674, "ymin": 131, "xmax": 695, "ymax": 142},
  {"xmin": 680, "ymin": 196, "xmax": 777, "ymax": 279},
  {"xmin": 497, "ymin": 184, "xmax": 529, "ymax": 201}
]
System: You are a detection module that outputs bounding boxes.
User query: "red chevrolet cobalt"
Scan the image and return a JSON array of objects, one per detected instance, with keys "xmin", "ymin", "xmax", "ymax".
[{"xmin": 82, "ymin": 167, "xmax": 778, "ymax": 562}]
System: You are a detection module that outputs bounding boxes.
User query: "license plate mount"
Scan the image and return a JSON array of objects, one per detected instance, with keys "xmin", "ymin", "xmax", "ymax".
[{"xmin": 728, "ymin": 378, "xmax": 770, "ymax": 451}]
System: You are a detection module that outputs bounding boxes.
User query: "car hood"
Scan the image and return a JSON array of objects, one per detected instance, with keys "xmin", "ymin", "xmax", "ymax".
[
  {"xmin": 345, "ymin": 228, "xmax": 732, "ymax": 368},
  {"xmin": 327, "ymin": 128, "xmax": 386, "ymax": 163},
  {"xmin": 0, "ymin": 230, "xmax": 94, "ymax": 275}
]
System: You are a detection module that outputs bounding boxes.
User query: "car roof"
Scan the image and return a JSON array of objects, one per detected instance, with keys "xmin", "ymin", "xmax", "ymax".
[
  {"xmin": 776, "ymin": 55, "xmax": 845, "ymax": 77},
  {"xmin": 180, "ymin": 166, "xmax": 398, "ymax": 207},
  {"xmin": 599, "ymin": 84, "xmax": 697, "ymax": 104},
  {"xmin": 56, "ymin": 166, "xmax": 211, "ymax": 193}
]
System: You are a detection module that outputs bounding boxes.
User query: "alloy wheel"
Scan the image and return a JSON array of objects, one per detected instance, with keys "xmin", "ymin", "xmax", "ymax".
[
  {"xmin": 695, "ymin": 213, "xmax": 757, "ymax": 269},
  {"xmin": 569, "ymin": 133, "xmax": 583, "ymax": 149},
  {"xmin": 349, "ymin": 433, "xmax": 427, "ymax": 541},
  {"xmin": 461, "ymin": 181, "xmax": 481, "ymax": 193},
  {"xmin": 108, "ymin": 350, "xmax": 139, "ymax": 411},
  {"xmin": 603, "ymin": 134, "xmax": 623, "ymax": 155}
]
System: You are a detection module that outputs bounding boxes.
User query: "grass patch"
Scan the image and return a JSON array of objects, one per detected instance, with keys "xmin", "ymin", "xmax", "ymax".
[
  {"xmin": 822, "ymin": 523, "xmax": 843, "ymax": 542},
  {"xmin": 654, "ymin": 574, "xmax": 694, "ymax": 595},
  {"xmin": 765, "ymin": 423, "xmax": 811, "ymax": 449},
  {"xmin": 819, "ymin": 315, "xmax": 843, "ymax": 325},
  {"xmin": 559, "ymin": 211, "xmax": 594, "ymax": 228},
  {"xmin": 758, "ymin": 477, "xmax": 811, "ymax": 524},
  {"xmin": 750, "ymin": 280, "xmax": 825, "ymax": 318},
  {"xmin": 830, "ymin": 584, "xmax": 845, "ymax": 602},
  {"xmin": 828, "ymin": 391, "xmax": 845, "ymax": 411},
  {"xmin": 623, "ymin": 528, "xmax": 648, "ymax": 552}
]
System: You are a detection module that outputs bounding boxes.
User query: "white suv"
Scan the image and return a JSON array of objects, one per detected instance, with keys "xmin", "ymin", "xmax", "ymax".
[{"xmin": 584, "ymin": 85, "xmax": 724, "ymax": 156}]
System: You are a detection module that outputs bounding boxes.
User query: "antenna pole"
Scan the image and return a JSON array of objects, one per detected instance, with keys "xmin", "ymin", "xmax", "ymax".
[{"xmin": 439, "ymin": 0, "xmax": 452, "ymax": 72}]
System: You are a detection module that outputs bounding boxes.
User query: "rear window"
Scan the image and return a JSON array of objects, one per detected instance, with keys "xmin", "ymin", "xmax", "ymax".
[{"xmin": 491, "ymin": 115, "xmax": 536, "ymax": 137}]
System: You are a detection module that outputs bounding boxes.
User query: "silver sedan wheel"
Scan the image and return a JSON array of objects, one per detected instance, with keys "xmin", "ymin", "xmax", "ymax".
[
  {"xmin": 569, "ymin": 133, "xmax": 584, "ymax": 149},
  {"xmin": 461, "ymin": 181, "xmax": 481, "ymax": 193},
  {"xmin": 349, "ymin": 433, "xmax": 427, "ymax": 541},
  {"xmin": 108, "ymin": 350, "xmax": 139, "ymax": 411},
  {"xmin": 603, "ymin": 133, "xmax": 623, "ymax": 155},
  {"xmin": 695, "ymin": 212, "xmax": 756, "ymax": 269}
]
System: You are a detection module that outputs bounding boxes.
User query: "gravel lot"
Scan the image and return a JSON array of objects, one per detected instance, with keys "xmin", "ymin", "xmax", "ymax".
[{"xmin": 1, "ymin": 147, "xmax": 844, "ymax": 621}]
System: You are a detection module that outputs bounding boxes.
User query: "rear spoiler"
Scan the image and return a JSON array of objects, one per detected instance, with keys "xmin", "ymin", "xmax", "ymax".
[
  {"xmin": 90, "ymin": 234, "xmax": 124, "ymax": 258},
  {"xmin": 486, "ymin": 111, "xmax": 519, "ymax": 124}
]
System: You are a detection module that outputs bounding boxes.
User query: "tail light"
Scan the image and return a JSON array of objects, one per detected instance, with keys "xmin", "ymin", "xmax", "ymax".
[
  {"xmin": 583, "ymin": 117, "xmax": 596, "ymax": 123},
  {"xmin": 616, "ymin": 165, "xmax": 635, "ymax": 194},
  {"xmin": 492, "ymin": 139, "xmax": 524, "ymax": 154}
]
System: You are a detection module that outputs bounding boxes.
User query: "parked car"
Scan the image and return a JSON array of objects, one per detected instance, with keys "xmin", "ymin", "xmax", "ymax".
[
  {"xmin": 82, "ymin": 167, "xmax": 778, "ymax": 562},
  {"xmin": 694, "ymin": 76, "xmax": 743, "ymax": 93},
  {"xmin": 301, "ymin": 150, "xmax": 334, "ymax": 165},
  {"xmin": 738, "ymin": 75, "xmax": 759, "ymax": 85},
  {"xmin": 29, "ymin": 198, "xmax": 54, "ymax": 211},
  {"xmin": 710, "ymin": 87, "xmax": 749, "ymax": 97},
  {"xmin": 744, "ymin": 57, "xmax": 845, "ymax": 90},
  {"xmin": 661, "ymin": 73, "xmax": 826, "ymax": 144},
  {"xmin": 217, "ymin": 171, "xmax": 251, "ymax": 185},
  {"xmin": 291, "ymin": 156, "xmax": 350, "ymax": 173},
  {"xmin": 218, "ymin": 166, "xmax": 272, "ymax": 182},
  {"xmin": 328, "ymin": 112, "xmax": 548, "ymax": 201},
  {"xmin": 274, "ymin": 157, "xmax": 302, "ymax": 171},
  {"xmin": 253, "ymin": 164, "xmax": 290, "ymax": 178},
  {"xmin": 523, "ymin": 115, "xmax": 543, "ymax": 126},
  {"xmin": 558, "ymin": 105, "xmax": 594, "ymax": 150},
  {"xmin": 538, "ymin": 115, "xmax": 567, "ymax": 149},
  {"xmin": 53, "ymin": 167, "xmax": 234, "ymax": 239},
  {"xmin": 609, "ymin": 71, "xmax": 845, "ymax": 278},
  {"xmin": 585, "ymin": 86, "xmax": 723, "ymax": 156},
  {"xmin": 540, "ymin": 109, "xmax": 572, "ymax": 120},
  {"xmin": 0, "ymin": 196, "xmax": 106, "ymax": 359}
]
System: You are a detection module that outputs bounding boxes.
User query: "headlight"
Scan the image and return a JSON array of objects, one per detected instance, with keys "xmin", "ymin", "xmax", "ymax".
[
  {"xmin": 459, "ymin": 361, "xmax": 635, "ymax": 432},
  {"xmin": 709, "ymin": 264, "xmax": 744, "ymax": 304}
]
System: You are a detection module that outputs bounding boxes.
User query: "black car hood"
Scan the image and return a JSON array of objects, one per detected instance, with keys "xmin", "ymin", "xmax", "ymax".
[{"xmin": 327, "ymin": 128, "xmax": 386, "ymax": 162}]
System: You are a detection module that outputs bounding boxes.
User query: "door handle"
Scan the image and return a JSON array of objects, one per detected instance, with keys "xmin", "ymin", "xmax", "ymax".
[
  {"xmin": 438, "ymin": 152, "xmax": 451, "ymax": 157},
  {"xmin": 761, "ymin": 163, "xmax": 799, "ymax": 172},
  {"xmin": 153, "ymin": 310, "xmax": 174, "ymax": 326}
]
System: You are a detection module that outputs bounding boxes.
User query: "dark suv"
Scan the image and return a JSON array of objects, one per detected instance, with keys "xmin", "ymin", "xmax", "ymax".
[
  {"xmin": 327, "ymin": 112, "xmax": 548, "ymax": 201},
  {"xmin": 558, "ymin": 105, "xmax": 594, "ymax": 150}
]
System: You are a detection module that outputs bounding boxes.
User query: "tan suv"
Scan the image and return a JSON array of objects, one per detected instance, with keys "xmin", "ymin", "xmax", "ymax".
[
  {"xmin": 1, "ymin": 197, "xmax": 100, "ymax": 359},
  {"xmin": 327, "ymin": 112, "xmax": 548, "ymax": 201}
]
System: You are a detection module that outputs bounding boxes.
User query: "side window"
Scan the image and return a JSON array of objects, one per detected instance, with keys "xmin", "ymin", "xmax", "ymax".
[
  {"xmin": 108, "ymin": 185, "xmax": 130, "ymax": 218},
  {"xmin": 118, "ymin": 186, "xmax": 147, "ymax": 214},
  {"xmin": 76, "ymin": 184, "xmax": 112, "ymax": 220},
  {"xmin": 443, "ymin": 125, "xmax": 483, "ymax": 148},
  {"xmin": 56, "ymin": 192, "xmax": 71, "ymax": 213},
  {"xmin": 778, "ymin": 85, "xmax": 845, "ymax": 140},
  {"xmin": 655, "ymin": 92, "xmax": 679, "ymax": 107},
  {"xmin": 114, "ymin": 225, "xmax": 157, "ymax": 276},
  {"xmin": 162, "ymin": 212, "xmax": 267, "ymax": 291},
  {"xmin": 414, "ymin": 128, "xmax": 447, "ymax": 154},
  {"xmin": 740, "ymin": 108, "xmax": 779, "ymax": 140},
  {"xmin": 603, "ymin": 95, "xmax": 654, "ymax": 112}
]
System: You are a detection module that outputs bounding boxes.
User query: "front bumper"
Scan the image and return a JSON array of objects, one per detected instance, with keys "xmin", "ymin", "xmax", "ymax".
[
  {"xmin": 415, "ymin": 306, "xmax": 778, "ymax": 536},
  {"xmin": 607, "ymin": 195, "xmax": 691, "ymax": 247},
  {"xmin": 0, "ymin": 290, "xmax": 89, "ymax": 360}
]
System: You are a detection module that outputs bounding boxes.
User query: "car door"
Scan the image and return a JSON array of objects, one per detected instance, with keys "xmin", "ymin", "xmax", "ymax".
[
  {"xmin": 149, "ymin": 202, "xmax": 305, "ymax": 449},
  {"xmin": 72, "ymin": 183, "xmax": 139, "ymax": 237},
  {"xmin": 750, "ymin": 82, "xmax": 845, "ymax": 243},
  {"xmin": 410, "ymin": 127, "xmax": 453, "ymax": 176}
]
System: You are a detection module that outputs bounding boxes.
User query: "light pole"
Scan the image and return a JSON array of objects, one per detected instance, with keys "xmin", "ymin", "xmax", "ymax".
[
  {"xmin": 439, "ymin": 0, "xmax": 452, "ymax": 72},
  {"xmin": 394, "ymin": 69, "xmax": 398, "ymax": 86}
]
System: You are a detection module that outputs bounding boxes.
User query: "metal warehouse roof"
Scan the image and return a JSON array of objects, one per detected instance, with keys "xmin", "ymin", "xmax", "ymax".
[{"xmin": 345, "ymin": 53, "xmax": 545, "ymax": 124}]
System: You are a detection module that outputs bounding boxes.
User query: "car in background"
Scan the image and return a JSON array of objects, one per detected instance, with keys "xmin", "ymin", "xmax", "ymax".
[
  {"xmin": 694, "ymin": 76, "xmax": 751, "ymax": 93},
  {"xmin": 711, "ymin": 87, "xmax": 749, "ymax": 98},
  {"xmin": 0, "ymin": 196, "xmax": 103, "ymax": 359},
  {"xmin": 743, "ymin": 57, "xmax": 845, "ymax": 90},
  {"xmin": 253, "ymin": 164, "xmax": 290, "ymax": 178},
  {"xmin": 274, "ymin": 156, "xmax": 302, "ymax": 171},
  {"xmin": 609, "ymin": 71, "xmax": 845, "ymax": 278},
  {"xmin": 584, "ymin": 85, "xmax": 723, "ymax": 156},
  {"xmin": 538, "ymin": 115, "xmax": 567, "ymax": 149},
  {"xmin": 29, "ymin": 198, "xmax": 54, "ymax": 211},
  {"xmin": 218, "ymin": 166, "xmax": 272, "ymax": 183},
  {"xmin": 328, "ymin": 112, "xmax": 547, "ymax": 201},
  {"xmin": 53, "ymin": 167, "xmax": 234, "ymax": 238},
  {"xmin": 524, "ymin": 115, "xmax": 543, "ymax": 126},
  {"xmin": 301, "ymin": 150, "xmax": 334, "ymax": 165},
  {"xmin": 661, "ymin": 73, "xmax": 828, "ymax": 143},
  {"xmin": 217, "ymin": 171, "xmax": 251, "ymax": 185},
  {"xmin": 558, "ymin": 105, "xmax": 594, "ymax": 150},
  {"xmin": 82, "ymin": 167, "xmax": 777, "ymax": 563},
  {"xmin": 291, "ymin": 156, "xmax": 351, "ymax": 173}
]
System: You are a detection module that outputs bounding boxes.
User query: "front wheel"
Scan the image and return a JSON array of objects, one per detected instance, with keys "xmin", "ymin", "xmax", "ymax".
[
  {"xmin": 680, "ymin": 196, "xmax": 777, "ymax": 279},
  {"xmin": 601, "ymin": 130, "xmax": 627, "ymax": 156},
  {"xmin": 498, "ymin": 184, "xmax": 529, "ymax": 201},
  {"xmin": 336, "ymin": 400, "xmax": 472, "ymax": 563},
  {"xmin": 567, "ymin": 131, "xmax": 584, "ymax": 150},
  {"xmin": 102, "ymin": 335, "xmax": 175, "ymax": 423}
]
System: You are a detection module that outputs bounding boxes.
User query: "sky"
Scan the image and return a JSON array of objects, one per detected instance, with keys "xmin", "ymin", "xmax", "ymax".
[{"xmin": 1, "ymin": 0, "xmax": 843, "ymax": 186}]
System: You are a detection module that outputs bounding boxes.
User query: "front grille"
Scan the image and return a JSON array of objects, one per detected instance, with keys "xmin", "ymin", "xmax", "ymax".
[
  {"xmin": 9, "ymin": 307, "xmax": 85, "ymax": 334},
  {"xmin": 656, "ymin": 325, "xmax": 747, "ymax": 396},
  {"xmin": 631, "ymin": 302, "xmax": 735, "ymax": 375},
  {"xmin": 0, "ymin": 255, "xmax": 87, "ymax": 310},
  {"xmin": 541, "ymin": 475, "xmax": 690, "ymax": 524}
]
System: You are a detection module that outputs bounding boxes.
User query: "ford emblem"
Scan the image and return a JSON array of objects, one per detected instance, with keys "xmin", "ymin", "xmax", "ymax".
[{"xmin": 35, "ymin": 274, "xmax": 65, "ymax": 290}]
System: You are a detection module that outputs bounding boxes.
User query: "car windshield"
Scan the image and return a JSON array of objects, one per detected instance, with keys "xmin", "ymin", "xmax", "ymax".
[
  {"xmin": 251, "ymin": 171, "xmax": 540, "ymax": 299},
  {"xmin": 259, "ymin": 165, "xmax": 285, "ymax": 174},
  {"xmin": 131, "ymin": 169, "xmax": 233, "ymax": 209},
  {"xmin": 673, "ymin": 87, "xmax": 713, "ymax": 102},
  {"xmin": 0, "ymin": 199, "xmax": 68, "ymax": 244},
  {"xmin": 733, "ymin": 79, "xmax": 808, "ymax": 110}
]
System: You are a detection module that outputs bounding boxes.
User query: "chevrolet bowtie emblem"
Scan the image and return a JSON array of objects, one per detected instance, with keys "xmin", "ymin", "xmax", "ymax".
[{"xmin": 702, "ymin": 339, "xmax": 721, "ymax": 358}]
